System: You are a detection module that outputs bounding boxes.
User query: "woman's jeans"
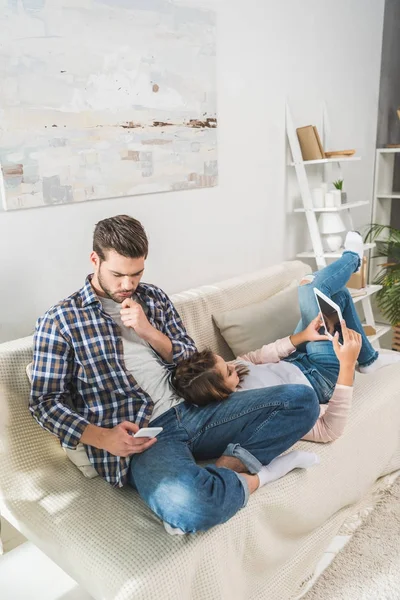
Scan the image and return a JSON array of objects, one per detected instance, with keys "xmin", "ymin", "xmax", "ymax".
[
  {"xmin": 284, "ymin": 251, "xmax": 378, "ymax": 403},
  {"xmin": 129, "ymin": 384, "xmax": 319, "ymax": 533}
]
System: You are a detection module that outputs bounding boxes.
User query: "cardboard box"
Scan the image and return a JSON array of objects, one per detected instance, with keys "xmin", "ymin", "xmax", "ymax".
[
  {"xmin": 346, "ymin": 257, "xmax": 367, "ymax": 290},
  {"xmin": 363, "ymin": 325, "xmax": 376, "ymax": 337},
  {"xmin": 296, "ymin": 125, "xmax": 325, "ymax": 161}
]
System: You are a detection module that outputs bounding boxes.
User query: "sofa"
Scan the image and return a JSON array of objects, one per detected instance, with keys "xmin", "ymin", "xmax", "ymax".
[{"xmin": 0, "ymin": 259, "xmax": 399, "ymax": 600}]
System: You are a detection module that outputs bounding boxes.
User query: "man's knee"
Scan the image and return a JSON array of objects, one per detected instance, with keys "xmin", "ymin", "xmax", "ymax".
[
  {"xmin": 152, "ymin": 478, "xmax": 206, "ymax": 531},
  {"xmin": 289, "ymin": 384, "xmax": 320, "ymax": 430},
  {"xmin": 138, "ymin": 470, "xmax": 244, "ymax": 533}
]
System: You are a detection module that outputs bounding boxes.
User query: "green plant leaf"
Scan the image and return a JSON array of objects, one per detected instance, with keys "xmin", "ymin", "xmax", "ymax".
[
  {"xmin": 367, "ymin": 222, "xmax": 400, "ymax": 324},
  {"xmin": 365, "ymin": 224, "xmax": 400, "ymax": 244},
  {"xmin": 376, "ymin": 280, "xmax": 400, "ymax": 326},
  {"xmin": 332, "ymin": 179, "xmax": 343, "ymax": 190}
]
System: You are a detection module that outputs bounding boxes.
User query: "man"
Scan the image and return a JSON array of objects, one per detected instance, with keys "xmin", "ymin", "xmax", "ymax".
[{"xmin": 30, "ymin": 215, "xmax": 319, "ymax": 534}]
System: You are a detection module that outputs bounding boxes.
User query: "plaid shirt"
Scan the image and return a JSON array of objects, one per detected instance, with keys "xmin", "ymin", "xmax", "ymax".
[{"xmin": 29, "ymin": 275, "xmax": 197, "ymax": 487}]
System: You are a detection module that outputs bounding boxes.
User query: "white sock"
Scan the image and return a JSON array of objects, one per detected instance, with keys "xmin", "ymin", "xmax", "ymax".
[
  {"xmin": 257, "ymin": 450, "xmax": 320, "ymax": 488},
  {"xmin": 344, "ymin": 231, "xmax": 364, "ymax": 271},
  {"xmin": 164, "ymin": 521, "xmax": 186, "ymax": 536},
  {"xmin": 359, "ymin": 351, "xmax": 400, "ymax": 374}
]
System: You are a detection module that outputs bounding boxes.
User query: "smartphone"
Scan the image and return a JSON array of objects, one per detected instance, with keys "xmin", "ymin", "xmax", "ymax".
[
  {"xmin": 133, "ymin": 427, "xmax": 163, "ymax": 439},
  {"xmin": 314, "ymin": 288, "xmax": 344, "ymax": 341}
]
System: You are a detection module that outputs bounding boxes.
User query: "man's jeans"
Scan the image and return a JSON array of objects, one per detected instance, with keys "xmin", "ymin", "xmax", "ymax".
[
  {"xmin": 129, "ymin": 385, "xmax": 319, "ymax": 533},
  {"xmin": 284, "ymin": 251, "xmax": 378, "ymax": 403}
]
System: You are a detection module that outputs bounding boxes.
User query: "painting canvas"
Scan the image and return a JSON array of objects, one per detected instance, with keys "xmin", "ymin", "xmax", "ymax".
[{"xmin": 0, "ymin": 0, "xmax": 217, "ymax": 211}]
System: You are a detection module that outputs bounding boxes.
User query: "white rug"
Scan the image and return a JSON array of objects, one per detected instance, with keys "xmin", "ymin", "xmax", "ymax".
[{"xmin": 303, "ymin": 475, "xmax": 400, "ymax": 600}]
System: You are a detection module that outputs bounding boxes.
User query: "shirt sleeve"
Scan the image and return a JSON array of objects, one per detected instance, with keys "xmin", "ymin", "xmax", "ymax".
[
  {"xmin": 238, "ymin": 336, "xmax": 296, "ymax": 364},
  {"xmin": 301, "ymin": 384, "xmax": 353, "ymax": 443},
  {"xmin": 29, "ymin": 313, "xmax": 90, "ymax": 449},
  {"xmin": 158, "ymin": 291, "xmax": 197, "ymax": 364}
]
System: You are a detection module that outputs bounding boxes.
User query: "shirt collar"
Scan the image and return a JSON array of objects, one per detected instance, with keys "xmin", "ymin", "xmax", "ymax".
[{"xmin": 80, "ymin": 275, "xmax": 101, "ymax": 308}]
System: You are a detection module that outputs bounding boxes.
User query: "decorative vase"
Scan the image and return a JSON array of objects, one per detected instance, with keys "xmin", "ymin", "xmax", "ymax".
[
  {"xmin": 312, "ymin": 187, "xmax": 324, "ymax": 208},
  {"xmin": 341, "ymin": 191, "xmax": 347, "ymax": 203},
  {"xmin": 332, "ymin": 189, "xmax": 342, "ymax": 208},
  {"xmin": 324, "ymin": 191, "xmax": 335, "ymax": 208},
  {"xmin": 318, "ymin": 213, "xmax": 346, "ymax": 252},
  {"xmin": 322, "ymin": 234, "xmax": 343, "ymax": 252}
]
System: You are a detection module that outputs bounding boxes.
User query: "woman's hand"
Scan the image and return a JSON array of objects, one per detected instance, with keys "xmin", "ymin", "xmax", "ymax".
[
  {"xmin": 332, "ymin": 320, "xmax": 362, "ymax": 368},
  {"xmin": 290, "ymin": 315, "xmax": 329, "ymax": 347}
]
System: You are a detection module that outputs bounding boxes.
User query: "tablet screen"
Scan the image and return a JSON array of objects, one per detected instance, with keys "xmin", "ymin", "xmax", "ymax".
[{"xmin": 315, "ymin": 295, "xmax": 343, "ymax": 338}]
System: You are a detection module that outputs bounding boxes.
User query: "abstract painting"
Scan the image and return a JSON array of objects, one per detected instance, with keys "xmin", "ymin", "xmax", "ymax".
[{"xmin": 0, "ymin": 0, "xmax": 217, "ymax": 211}]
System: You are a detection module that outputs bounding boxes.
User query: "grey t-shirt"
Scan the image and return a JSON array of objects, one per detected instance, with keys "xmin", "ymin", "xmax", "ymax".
[
  {"xmin": 238, "ymin": 360, "xmax": 312, "ymax": 391},
  {"xmin": 99, "ymin": 296, "xmax": 183, "ymax": 422}
]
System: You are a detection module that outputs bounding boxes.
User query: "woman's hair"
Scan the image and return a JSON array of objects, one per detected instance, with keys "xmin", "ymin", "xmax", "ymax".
[{"xmin": 172, "ymin": 349, "xmax": 249, "ymax": 406}]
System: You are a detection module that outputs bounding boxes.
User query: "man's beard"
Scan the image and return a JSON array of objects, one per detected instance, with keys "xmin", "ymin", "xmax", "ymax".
[{"xmin": 97, "ymin": 270, "xmax": 134, "ymax": 304}]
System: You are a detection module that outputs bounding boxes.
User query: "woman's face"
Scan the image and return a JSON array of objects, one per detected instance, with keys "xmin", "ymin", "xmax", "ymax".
[{"xmin": 214, "ymin": 355, "xmax": 240, "ymax": 391}]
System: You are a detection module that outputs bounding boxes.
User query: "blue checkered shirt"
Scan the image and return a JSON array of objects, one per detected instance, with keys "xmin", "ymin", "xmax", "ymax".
[{"xmin": 29, "ymin": 276, "xmax": 197, "ymax": 487}]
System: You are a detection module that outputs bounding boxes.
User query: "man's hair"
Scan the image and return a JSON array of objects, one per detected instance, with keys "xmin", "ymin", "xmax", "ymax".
[
  {"xmin": 93, "ymin": 215, "xmax": 149, "ymax": 261},
  {"xmin": 172, "ymin": 349, "xmax": 249, "ymax": 406}
]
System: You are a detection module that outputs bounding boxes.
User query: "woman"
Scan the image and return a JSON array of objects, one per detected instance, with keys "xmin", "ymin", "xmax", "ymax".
[{"xmin": 172, "ymin": 233, "xmax": 400, "ymax": 445}]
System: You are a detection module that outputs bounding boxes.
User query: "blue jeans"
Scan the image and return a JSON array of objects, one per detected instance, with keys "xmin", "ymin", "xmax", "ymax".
[
  {"xmin": 284, "ymin": 251, "xmax": 378, "ymax": 403},
  {"xmin": 129, "ymin": 385, "xmax": 319, "ymax": 533}
]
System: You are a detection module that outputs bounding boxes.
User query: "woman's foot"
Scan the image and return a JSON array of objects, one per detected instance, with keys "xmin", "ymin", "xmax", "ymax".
[
  {"xmin": 344, "ymin": 231, "xmax": 364, "ymax": 271},
  {"xmin": 359, "ymin": 351, "xmax": 400, "ymax": 374},
  {"xmin": 257, "ymin": 450, "xmax": 320, "ymax": 488}
]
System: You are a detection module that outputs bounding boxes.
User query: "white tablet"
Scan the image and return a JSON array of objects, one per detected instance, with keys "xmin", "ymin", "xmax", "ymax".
[{"xmin": 314, "ymin": 288, "xmax": 344, "ymax": 340}]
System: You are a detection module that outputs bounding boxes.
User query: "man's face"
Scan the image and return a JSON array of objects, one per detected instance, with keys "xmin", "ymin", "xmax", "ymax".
[{"xmin": 90, "ymin": 249, "xmax": 145, "ymax": 303}]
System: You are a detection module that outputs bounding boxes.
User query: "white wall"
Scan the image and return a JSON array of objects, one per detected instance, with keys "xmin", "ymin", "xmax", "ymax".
[{"xmin": 0, "ymin": 0, "xmax": 385, "ymax": 343}]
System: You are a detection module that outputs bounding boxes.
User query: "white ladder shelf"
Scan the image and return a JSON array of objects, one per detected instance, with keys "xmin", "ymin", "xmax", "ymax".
[{"xmin": 286, "ymin": 103, "xmax": 389, "ymax": 348}]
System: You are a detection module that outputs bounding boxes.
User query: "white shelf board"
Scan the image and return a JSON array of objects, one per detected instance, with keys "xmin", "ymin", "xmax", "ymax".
[
  {"xmin": 376, "ymin": 193, "xmax": 400, "ymax": 199},
  {"xmin": 294, "ymin": 201, "xmax": 369, "ymax": 213},
  {"xmin": 297, "ymin": 242, "xmax": 376, "ymax": 259},
  {"xmin": 376, "ymin": 148, "xmax": 400, "ymax": 153},
  {"xmin": 349, "ymin": 284, "xmax": 382, "ymax": 304},
  {"xmin": 289, "ymin": 156, "xmax": 361, "ymax": 166},
  {"xmin": 365, "ymin": 323, "xmax": 391, "ymax": 344}
]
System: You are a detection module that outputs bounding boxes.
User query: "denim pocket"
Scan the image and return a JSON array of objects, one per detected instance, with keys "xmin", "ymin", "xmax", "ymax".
[{"xmin": 308, "ymin": 368, "xmax": 334, "ymax": 403}]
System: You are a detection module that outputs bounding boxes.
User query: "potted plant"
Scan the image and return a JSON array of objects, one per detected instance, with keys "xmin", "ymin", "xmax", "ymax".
[
  {"xmin": 365, "ymin": 224, "xmax": 400, "ymax": 351},
  {"xmin": 333, "ymin": 179, "xmax": 347, "ymax": 203}
]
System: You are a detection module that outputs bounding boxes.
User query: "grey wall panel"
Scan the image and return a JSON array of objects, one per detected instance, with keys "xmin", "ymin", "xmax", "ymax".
[{"xmin": 377, "ymin": 0, "xmax": 400, "ymax": 223}]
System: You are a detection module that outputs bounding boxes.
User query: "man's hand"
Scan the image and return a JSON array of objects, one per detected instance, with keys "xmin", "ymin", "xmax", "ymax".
[
  {"xmin": 120, "ymin": 298, "xmax": 154, "ymax": 340},
  {"xmin": 99, "ymin": 421, "xmax": 157, "ymax": 457},
  {"xmin": 120, "ymin": 297, "xmax": 174, "ymax": 362},
  {"xmin": 290, "ymin": 315, "xmax": 329, "ymax": 347},
  {"xmin": 332, "ymin": 320, "xmax": 362, "ymax": 368}
]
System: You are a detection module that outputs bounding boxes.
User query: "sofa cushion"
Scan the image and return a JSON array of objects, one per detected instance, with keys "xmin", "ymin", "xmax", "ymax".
[
  {"xmin": 171, "ymin": 260, "xmax": 311, "ymax": 360},
  {"xmin": 26, "ymin": 362, "xmax": 98, "ymax": 479},
  {"xmin": 213, "ymin": 281, "xmax": 300, "ymax": 357}
]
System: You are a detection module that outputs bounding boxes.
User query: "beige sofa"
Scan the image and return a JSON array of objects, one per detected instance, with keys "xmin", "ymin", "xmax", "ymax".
[{"xmin": 1, "ymin": 260, "xmax": 399, "ymax": 600}]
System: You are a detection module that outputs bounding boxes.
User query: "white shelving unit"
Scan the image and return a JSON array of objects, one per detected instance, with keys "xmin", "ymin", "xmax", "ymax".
[
  {"xmin": 365, "ymin": 323, "xmax": 392, "ymax": 344},
  {"xmin": 293, "ymin": 200, "xmax": 369, "ymax": 213},
  {"xmin": 296, "ymin": 242, "xmax": 376, "ymax": 260},
  {"xmin": 289, "ymin": 156, "xmax": 361, "ymax": 166},
  {"xmin": 372, "ymin": 147, "xmax": 400, "ymax": 221},
  {"xmin": 371, "ymin": 148, "xmax": 400, "ymax": 279},
  {"xmin": 286, "ymin": 103, "xmax": 386, "ymax": 347}
]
